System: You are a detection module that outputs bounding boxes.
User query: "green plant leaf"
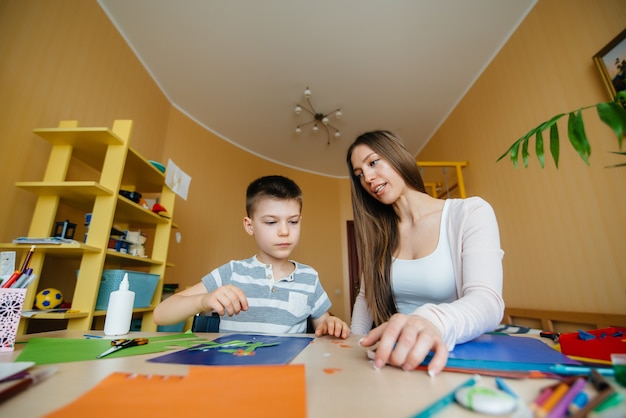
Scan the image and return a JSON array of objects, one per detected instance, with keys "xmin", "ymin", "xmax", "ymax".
[
  {"xmin": 497, "ymin": 139, "xmax": 521, "ymax": 162},
  {"xmin": 497, "ymin": 113, "xmax": 566, "ymax": 167},
  {"xmin": 543, "ymin": 113, "xmax": 566, "ymax": 130},
  {"xmin": 597, "ymin": 101, "xmax": 626, "ymax": 149},
  {"xmin": 535, "ymin": 129, "xmax": 545, "ymax": 168},
  {"xmin": 549, "ymin": 123, "xmax": 560, "ymax": 168},
  {"xmin": 567, "ymin": 110, "xmax": 590, "ymax": 165},
  {"xmin": 509, "ymin": 140, "xmax": 521, "ymax": 169},
  {"xmin": 522, "ymin": 136, "xmax": 530, "ymax": 167},
  {"xmin": 544, "ymin": 113, "xmax": 565, "ymax": 168},
  {"xmin": 498, "ymin": 93, "xmax": 626, "ymax": 169}
]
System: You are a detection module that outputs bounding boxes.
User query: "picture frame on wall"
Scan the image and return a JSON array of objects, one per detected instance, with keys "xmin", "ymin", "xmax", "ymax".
[{"xmin": 593, "ymin": 28, "xmax": 626, "ymax": 100}]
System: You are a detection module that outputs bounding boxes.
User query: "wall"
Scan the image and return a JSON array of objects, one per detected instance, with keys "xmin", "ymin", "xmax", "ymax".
[
  {"xmin": 162, "ymin": 109, "xmax": 350, "ymax": 319},
  {"xmin": 418, "ymin": 0, "xmax": 626, "ymax": 314},
  {"xmin": 3, "ymin": 0, "xmax": 622, "ymax": 329},
  {"xmin": 0, "ymin": 0, "xmax": 351, "ymax": 322},
  {"xmin": 0, "ymin": 0, "xmax": 171, "ymax": 240}
]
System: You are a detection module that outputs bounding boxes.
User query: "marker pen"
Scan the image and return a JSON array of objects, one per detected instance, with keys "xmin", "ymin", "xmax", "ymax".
[
  {"xmin": 1, "ymin": 271, "xmax": 22, "ymax": 288},
  {"xmin": 19, "ymin": 245, "xmax": 35, "ymax": 273},
  {"xmin": 13, "ymin": 268, "xmax": 33, "ymax": 288}
]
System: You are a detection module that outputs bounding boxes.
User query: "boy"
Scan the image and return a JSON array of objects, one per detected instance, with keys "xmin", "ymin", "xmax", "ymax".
[{"xmin": 153, "ymin": 175, "xmax": 349, "ymax": 338}]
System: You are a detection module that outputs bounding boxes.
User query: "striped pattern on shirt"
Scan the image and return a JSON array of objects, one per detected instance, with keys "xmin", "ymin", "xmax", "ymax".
[{"xmin": 201, "ymin": 256, "xmax": 331, "ymax": 334}]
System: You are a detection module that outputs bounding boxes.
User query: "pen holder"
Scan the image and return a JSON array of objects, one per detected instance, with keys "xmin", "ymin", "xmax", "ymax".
[{"xmin": 0, "ymin": 288, "xmax": 27, "ymax": 352}]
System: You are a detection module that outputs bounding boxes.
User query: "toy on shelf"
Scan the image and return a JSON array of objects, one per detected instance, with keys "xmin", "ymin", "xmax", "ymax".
[
  {"xmin": 108, "ymin": 227, "xmax": 130, "ymax": 253},
  {"xmin": 54, "ymin": 220, "xmax": 76, "ymax": 240},
  {"xmin": 34, "ymin": 288, "xmax": 63, "ymax": 310},
  {"xmin": 125, "ymin": 230, "xmax": 147, "ymax": 257},
  {"xmin": 151, "ymin": 203, "xmax": 170, "ymax": 219}
]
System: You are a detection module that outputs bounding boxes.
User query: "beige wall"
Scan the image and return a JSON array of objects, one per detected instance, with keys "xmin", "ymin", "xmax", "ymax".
[
  {"xmin": 1, "ymin": 0, "xmax": 623, "ymax": 329},
  {"xmin": 0, "ymin": 0, "xmax": 171, "ymax": 240},
  {"xmin": 0, "ymin": 0, "xmax": 351, "ymax": 321},
  {"xmin": 162, "ymin": 109, "xmax": 351, "ymax": 319},
  {"xmin": 418, "ymin": 0, "xmax": 626, "ymax": 315}
]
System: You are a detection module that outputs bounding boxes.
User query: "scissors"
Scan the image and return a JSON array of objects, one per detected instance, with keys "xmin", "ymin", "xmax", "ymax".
[{"xmin": 97, "ymin": 338, "xmax": 149, "ymax": 359}]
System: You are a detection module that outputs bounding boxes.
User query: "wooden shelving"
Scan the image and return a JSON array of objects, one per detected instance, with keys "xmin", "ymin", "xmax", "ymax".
[{"xmin": 3, "ymin": 120, "xmax": 175, "ymax": 334}]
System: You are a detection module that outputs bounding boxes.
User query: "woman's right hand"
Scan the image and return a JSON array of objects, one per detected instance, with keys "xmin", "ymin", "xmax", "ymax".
[
  {"xmin": 359, "ymin": 313, "xmax": 449, "ymax": 375},
  {"xmin": 205, "ymin": 284, "xmax": 249, "ymax": 316}
]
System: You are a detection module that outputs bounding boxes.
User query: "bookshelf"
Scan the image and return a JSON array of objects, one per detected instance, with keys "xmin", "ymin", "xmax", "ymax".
[{"xmin": 0, "ymin": 120, "xmax": 175, "ymax": 334}]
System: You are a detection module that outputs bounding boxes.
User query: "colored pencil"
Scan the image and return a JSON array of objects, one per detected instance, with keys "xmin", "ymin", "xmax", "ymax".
[
  {"xmin": 536, "ymin": 382, "xmax": 570, "ymax": 417},
  {"xmin": 545, "ymin": 377, "xmax": 586, "ymax": 418}
]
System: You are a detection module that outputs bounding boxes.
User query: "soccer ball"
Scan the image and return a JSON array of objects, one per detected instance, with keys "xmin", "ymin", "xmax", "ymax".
[{"xmin": 34, "ymin": 288, "xmax": 63, "ymax": 310}]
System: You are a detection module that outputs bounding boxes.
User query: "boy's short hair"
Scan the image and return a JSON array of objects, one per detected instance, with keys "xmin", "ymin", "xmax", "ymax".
[{"xmin": 246, "ymin": 175, "xmax": 303, "ymax": 217}]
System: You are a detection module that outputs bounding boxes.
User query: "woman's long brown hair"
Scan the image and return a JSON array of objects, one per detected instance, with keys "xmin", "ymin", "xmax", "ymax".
[{"xmin": 346, "ymin": 131, "xmax": 426, "ymax": 326}]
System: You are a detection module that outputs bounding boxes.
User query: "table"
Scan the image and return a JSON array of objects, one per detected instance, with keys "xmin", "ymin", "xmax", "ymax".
[{"xmin": 0, "ymin": 331, "xmax": 623, "ymax": 417}]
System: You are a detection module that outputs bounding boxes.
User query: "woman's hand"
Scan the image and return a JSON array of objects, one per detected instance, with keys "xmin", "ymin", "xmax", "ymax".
[
  {"xmin": 359, "ymin": 313, "xmax": 448, "ymax": 375},
  {"xmin": 313, "ymin": 313, "xmax": 350, "ymax": 339},
  {"xmin": 204, "ymin": 284, "xmax": 248, "ymax": 316}
]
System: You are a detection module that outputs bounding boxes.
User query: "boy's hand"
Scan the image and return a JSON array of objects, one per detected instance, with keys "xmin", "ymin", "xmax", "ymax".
[
  {"xmin": 313, "ymin": 314, "xmax": 350, "ymax": 339},
  {"xmin": 205, "ymin": 285, "xmax": 248, "ymax": 316}
]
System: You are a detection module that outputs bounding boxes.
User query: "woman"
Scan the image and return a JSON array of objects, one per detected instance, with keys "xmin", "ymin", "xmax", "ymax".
[{"xmin": 347, "ymin": 130, "xmax": 504, "ymax": 376}]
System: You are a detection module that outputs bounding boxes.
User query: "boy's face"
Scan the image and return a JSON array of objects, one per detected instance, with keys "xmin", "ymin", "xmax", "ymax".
[{"xmin": 243, "ymin": 197, "xmax": 302, "ymax": 264}]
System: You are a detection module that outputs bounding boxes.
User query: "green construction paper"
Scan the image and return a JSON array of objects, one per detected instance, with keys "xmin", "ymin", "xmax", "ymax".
[{"xmin": 16, "ymin": 333, "xmax": 209, "ymax": 365}]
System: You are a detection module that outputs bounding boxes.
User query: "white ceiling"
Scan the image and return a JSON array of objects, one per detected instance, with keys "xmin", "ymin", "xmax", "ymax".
[{"xmin": 98, "ymin": 0, "xmax": 536, "ymax": 178}]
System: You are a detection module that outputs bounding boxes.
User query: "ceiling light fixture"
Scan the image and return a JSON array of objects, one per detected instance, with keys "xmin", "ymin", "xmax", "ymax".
[{"xmin": 294, "ymin": 86, "xmax": 342, "ymax": 144}]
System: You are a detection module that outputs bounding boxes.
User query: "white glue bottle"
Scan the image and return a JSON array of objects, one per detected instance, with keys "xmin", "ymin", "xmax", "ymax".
[{"xmin": 103, "ymin": 273, "xmax": 135, "ymax": 335}]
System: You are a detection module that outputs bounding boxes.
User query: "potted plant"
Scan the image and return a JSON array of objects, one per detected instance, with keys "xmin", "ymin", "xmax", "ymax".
[{"xmin": 498, "ymin": 91, "xmax": 626, "ymax": 168}]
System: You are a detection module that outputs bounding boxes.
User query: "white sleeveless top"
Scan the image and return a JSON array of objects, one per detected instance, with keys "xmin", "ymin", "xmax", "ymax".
[{"xmin": 392, "ymin": 200, "xmax": 456, "ymax": 314}]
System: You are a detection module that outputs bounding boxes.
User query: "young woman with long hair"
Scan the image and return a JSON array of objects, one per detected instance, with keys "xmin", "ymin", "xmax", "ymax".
[{"xmin": 347, "ymin": 130, "xmax": 504, "ymax": 375}]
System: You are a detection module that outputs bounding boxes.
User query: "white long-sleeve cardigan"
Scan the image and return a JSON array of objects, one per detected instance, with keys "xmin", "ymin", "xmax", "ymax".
[{"xmin": 350, "ymin": 196, "xmax": 505, "ymax": 351}]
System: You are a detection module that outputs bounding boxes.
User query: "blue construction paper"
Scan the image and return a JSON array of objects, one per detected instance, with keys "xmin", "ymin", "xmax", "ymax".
[
  {"xmin": 448, "ymin": 333, "xmax": 579, "ymax": 365},
  {"xmin": 419, "ymin": 333, "xmax": 581, "ymax": 374},
  {"xmin": 147, "ymin": 334, "xmax": 313, "ymax": 366}
]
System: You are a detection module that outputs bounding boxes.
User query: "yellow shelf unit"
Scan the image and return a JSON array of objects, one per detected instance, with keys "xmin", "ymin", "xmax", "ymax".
[
  {"xmin": 417, "ymin": 161, "xmax": 468, "ymax": 199},
  {"xmin": 2, "ymin": 120, "xmax": 175, "ymax": 334}
]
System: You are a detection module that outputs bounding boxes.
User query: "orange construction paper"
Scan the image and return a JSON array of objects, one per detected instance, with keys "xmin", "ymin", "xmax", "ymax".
[{"xmin": 44, "ymin": 364, "xmax": 306, "ymax": 418}]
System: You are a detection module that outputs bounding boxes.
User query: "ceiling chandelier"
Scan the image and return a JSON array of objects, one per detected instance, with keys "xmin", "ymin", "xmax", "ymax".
[{"xmin": 294, "ymin": 86, "xmax": 342, "ymax": 144}]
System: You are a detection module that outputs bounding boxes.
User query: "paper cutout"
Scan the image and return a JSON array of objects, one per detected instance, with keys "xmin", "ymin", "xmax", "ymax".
[
  {"xmin": 188, "ymin": 339, "xmax": 281, "ymax": 356},
  {"xmin": 16, "ymin": 333, "xmax": 207, "ymax": 365},
  {"xmin": 165, "ymin": 159, "xmax": 191, "ymax": 200},
  {"xmin": 148, "ymin": 334, "xmax": 313, "ymax": 366},
  {"xmin": 44, "ymin": 365, "xmax": 306, "ymax": 418}
]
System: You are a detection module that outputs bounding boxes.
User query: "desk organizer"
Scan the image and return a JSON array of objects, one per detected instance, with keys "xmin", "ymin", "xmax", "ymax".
[
  {"xmin": 559, "ymin": 327, "xmax": 626, "ymax": 362},
  {"xmin": 0, "ymin": 288, "xmax": 27, "ymax": 352},
  {"xmin": 95, "ymin": 270, "xmax": 159, "ymax": 310}
]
